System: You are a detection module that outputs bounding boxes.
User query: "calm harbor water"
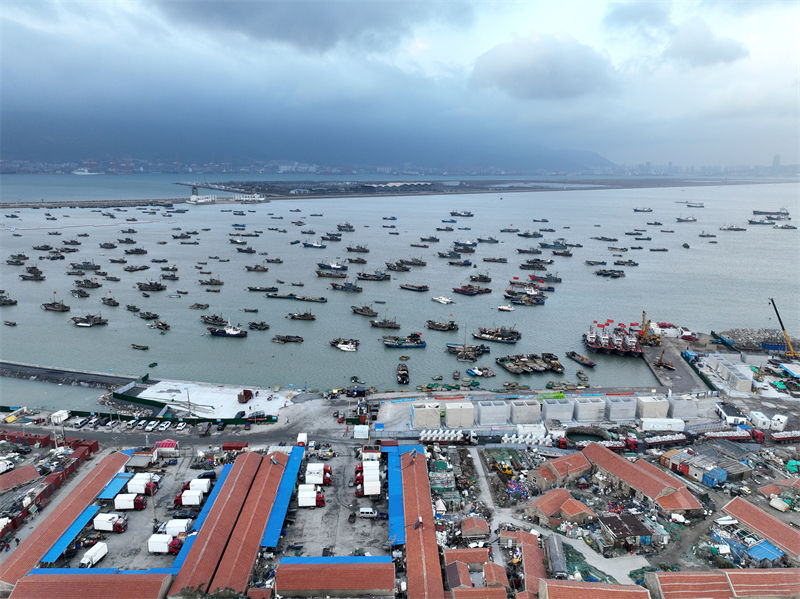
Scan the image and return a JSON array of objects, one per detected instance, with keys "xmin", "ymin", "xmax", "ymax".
[{"xmin": 0, "ymin": 175, "xmax": 797, "ymax": 411}]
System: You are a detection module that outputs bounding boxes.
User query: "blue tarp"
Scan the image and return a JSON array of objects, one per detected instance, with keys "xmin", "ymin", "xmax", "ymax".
[
  {"xmin": 381, "ymin": 445, "xmax": 423, "ymax": 546},
  {"xmin": 119, "ymin": 449, "xmax": 135, "ymax": 456},
  {"xmin": 747, "ymin": 539, "xmax": 784, "ymax": 562},
  {"xmin": 191, "ymin": 463, "xmax": 233, "ymax": 532},
  {"xmin": 97, "ymin": 472, "xmax": 134, "ymax": 500},
  {"xmin": 280, "ymin": 556, "xmax": 392, "ymax": 565},
  {"xmin": 262, "ymin": 446, "xmax": 305, "ymax": 547},
  {"xmin": 40, "ymin": 505, "xmax": 101, "ymax": 564}
]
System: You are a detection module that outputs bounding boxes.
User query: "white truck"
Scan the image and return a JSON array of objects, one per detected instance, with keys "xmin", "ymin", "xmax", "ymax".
[
  {"xmin": 305, "ymin": 463, "xmax": 325, "ymax": 485},
  {"xmin": 181, "ymin": 489, "xmax": 203, "ymax": 506},
  {"xmin": 92, "ymin": 513, "xmax": 127, "ymax": 533},
  {"xmin": 50, "ymin": 410, "xmax": 71, "ymax": 425},
  {"xmin": 147, "ymin": 533, "xmax": 173, "ymax": 554},
  {"xmin": 0, "ymin": 460, "xmax": 14, "ymax": 476},
  {"xmin": 79, "ymin": 542, "xmax": 107, "ymax": 568},
  {"xmin": 165, "ymin": 519, "xmax": 191, "ymax": 537},
  {"xmin": 188, "ymin": 478, "xmax": 211, "ymax": 494},
  {"xmin": 114, "ymin": 493, "xmax": 146, "ymax": 511}
]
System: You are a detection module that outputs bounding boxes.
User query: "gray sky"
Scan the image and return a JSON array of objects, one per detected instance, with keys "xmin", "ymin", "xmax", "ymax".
[{"xmin": 1, "ymin": 0, "xmax": 798, "ymax": 168}]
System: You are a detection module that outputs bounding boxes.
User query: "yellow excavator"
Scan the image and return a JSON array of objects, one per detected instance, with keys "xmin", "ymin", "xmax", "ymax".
[{"xmin": 769, "ymin": 298, "xmax": 798, "ymax": 358}]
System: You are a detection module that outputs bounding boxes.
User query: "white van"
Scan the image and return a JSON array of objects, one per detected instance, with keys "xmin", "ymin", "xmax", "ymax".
[{"xmin": 359, "ymin": 507, "xmax": 377, "ymax": 519}]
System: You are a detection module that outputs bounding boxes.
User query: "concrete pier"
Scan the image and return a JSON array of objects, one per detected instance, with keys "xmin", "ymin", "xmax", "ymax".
[{"xmin": 0, "ymin": 360, "xmax": 138, "ymax": 389}]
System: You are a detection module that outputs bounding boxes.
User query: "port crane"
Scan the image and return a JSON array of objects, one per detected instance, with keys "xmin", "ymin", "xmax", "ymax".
[
  {"xmin": 768, "ymin": 297, "xmax": 797, "ymax": 358},
  {"xmin": 638, "ymin": 310, "xmax": 662, "ymax": 346}
]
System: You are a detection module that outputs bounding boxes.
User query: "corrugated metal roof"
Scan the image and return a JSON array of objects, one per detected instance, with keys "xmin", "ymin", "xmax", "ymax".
[
  {"xmin": 723, "ymin": 497, "xmax": 800, "ymax": 558},
  {"xmin": 0, "ymin": 451, "xmax": 130, "ymax": 586},
  {"xmin": 0, "ymin": 465, "xmax": 40, "ymax": 494},
  {"xmin": 275, "ymin": 563, "xmax": 395, "ymax": 594},
  {"xmin": 168, "ymin": 452, "xmax": 261, "ymax": 595},
  {"xmin": 401, "ymin": 451, "xmax": 445, "ymax": 599},
  {"xmin": 40, "ymin": 505, "xmax": 101, "ymax": 563},
  {"xmin": 8, "ymin": 573, "xmax": 171, "ymax": 599},
  {"xmin": 96, "ymin": 472, "xmax": 134, "ymax": 500},
  {"xmin": 386, "ymin": 446, "xmax": 406, "ymax": 545},
  {"xmin": 261, "ymin": 446, "xmax": 304, "ymax": 547},
  {"xmin": 208, "ymin": 453, "xmax": 286, "ymax": 596}
]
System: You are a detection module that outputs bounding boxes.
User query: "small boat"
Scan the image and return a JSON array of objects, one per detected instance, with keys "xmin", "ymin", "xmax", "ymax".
[
  {"xmin": 131, "ymin": 344, "xmax": 149, "ymax": 351},
  {"xmin": 565, "ymin": 350, "xmax": 597, "ymax": 367},
  {"xmin": 399, "ymin": 284, "xmax": 429, "ymax": 292},
  {"xmin": 248, "ymin": 321, "xmax": 270, "ymax": 331},
  {"xmin": 426, "ymin": 320, "xmax": 458, "ymax": 331},
  {"xmin": 3, "ymin": 321, "xmax": 17, "ymax": 327},
  {"xmin": 498, "ymin": 305, "xmax": 514, "ymax": 312},
  {"xmin": 432, "ymin": 296, "xmax": 453, "ymax": 304},
  {"xmin": 331, "ymin": 338, "xmax": 360, "ymax": 352},
  {"xmin": 351, "ymin": 305, "xmax": 378, "ymax": 317},
  {"xmin": 383, "ymin": 333, "xmax": 426, "ymax": 348},
  {"xmin": 287, "ymin": 311, "xmax": 315, "ymax": 320},
  {"xmin": 371, "ymin": 317, "xmax": 401, "ymax": 329},
  {"xmin": 397, "ymin": 363, "xmax": 409, "ymax": 384},
  {"xmin": 576, "ymin": 370, "xmax": 589, "ymax": 381}
]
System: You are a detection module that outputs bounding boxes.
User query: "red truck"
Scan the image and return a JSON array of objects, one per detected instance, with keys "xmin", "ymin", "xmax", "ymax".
[
  {"xmin": 771, "ymin": 430, "xmax": 800, "ymax": 444},
  {"xmin": 626, "ymin": 433, "xmax": 689, "ymax": 452},
  {"xmin": 703, "ymin": 428, "xmax": 764, "ymax": 443}
]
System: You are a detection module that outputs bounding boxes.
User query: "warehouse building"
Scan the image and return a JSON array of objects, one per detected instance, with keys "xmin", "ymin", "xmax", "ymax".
[
  {"xmin": 722, "ymin": 497, "xmax": 800, "ymax": 565},
  {"xmin": 645, "ymin": 568, "xmax": 800, "ymax": 599},
  {"xmin": 273, "ymin": 558, "xmax": 396, "ymax": 597},
  {"xmin": 583, "ymin": 443, "xmax": 702, "ymax": 514},
  {"xmin": 525, "ymin": 489, "xmax": 596, "ymax": 528},
  {"xmin": 531, "ymin": 452, "xmax": 592, "ymax": 490}
]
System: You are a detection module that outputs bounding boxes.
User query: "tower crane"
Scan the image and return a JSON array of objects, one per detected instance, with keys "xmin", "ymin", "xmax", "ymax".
[{"xmin": 768, "ymin": 297, "xmax": 797, "ymax": 358}]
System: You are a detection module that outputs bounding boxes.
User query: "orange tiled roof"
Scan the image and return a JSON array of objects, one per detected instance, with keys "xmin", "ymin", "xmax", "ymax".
[{"xmin": 723, "ymin": 497, "xmax": 800, "ymax": 558}]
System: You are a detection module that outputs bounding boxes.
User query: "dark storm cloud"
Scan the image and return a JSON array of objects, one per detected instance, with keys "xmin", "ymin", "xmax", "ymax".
[
  {"xmin": 603, "ymin": 1, "xmax": 672, "ymax": 34},
  {"xmin": 663, "ymin": 18, "xmax": 749, "ymax": 67},
  {"xmin": 470, "ymin": 36, "xmax": 617, "ymax": 100},
  {"xmin": 151, "ymin": 0, "xmax": 471, "ymax": 53}
]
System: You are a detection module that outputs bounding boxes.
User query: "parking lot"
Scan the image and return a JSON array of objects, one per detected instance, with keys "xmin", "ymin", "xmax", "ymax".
[{"xmin": 279, "ymin": 442, "xmax": 392, "ymax": 559}]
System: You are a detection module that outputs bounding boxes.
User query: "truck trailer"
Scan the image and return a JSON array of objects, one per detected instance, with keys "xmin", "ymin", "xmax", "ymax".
[
  {"xmin": 79, "ymin": 542, "xmax": 107, "ymax": 568},
  {"xmin": 114, "ymin": 493, "xmax": 147, "ymax": 511},
  {"xmin": 92, "ymin": 513, "xmax": 128, "ymax": 533}
]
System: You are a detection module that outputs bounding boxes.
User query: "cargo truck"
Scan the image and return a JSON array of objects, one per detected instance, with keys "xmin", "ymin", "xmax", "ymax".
[
  {"xmin": 188, "ymin": 478, "xmax": 211, "ymax": 493},
  {"xmin": 297, "ymin": 432, "xmax": 308, "ymax": 446},
  {"xmin": 174, "ymin": 489, "xmax": 203, "ymax": 507},
  {"xmin": 297, "ymin": 483, "xmax": 325, "ymax": 507},
  {"xmin": 79, "ymin": 542, "xmax": 107, "ymax": 568},
  {"xmin": 702, "ymin": 428, "xmax": 764, "ymax": 443},
  {"xmin": 148, "ymin": 534, "xmax": 173, "ymax": 554},
  {"xmin": 165, "ymin": 519, "xmax": 191, "ymax": 537},
  {"xmin": 92, "ymin": 513, "xmax": 128, "ymax": 533},
  {"xmin": 770, "ymin": 430, "xmax": 800, "ymax": 444},
  {"xmin": 50, "ymin": 410, "xmax": 71, "ymax": 425},
  {"xmin": 625, "ymin": 433, "xmax": 689, "ymax": 452},
  {"xmin": 114, "ymin": 493, "xmax": 147, "ymax": 511}
]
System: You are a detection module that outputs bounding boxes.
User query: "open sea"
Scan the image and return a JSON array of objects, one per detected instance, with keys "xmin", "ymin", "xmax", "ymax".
[{"xmin": 0, "ymin": 174, "xmax": 797, "ymax": 411}]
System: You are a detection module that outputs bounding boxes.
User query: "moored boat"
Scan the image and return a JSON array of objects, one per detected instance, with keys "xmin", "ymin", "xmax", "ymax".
[{"xmin": 565, "ymin": 350, "xmax": 597, "ymax": 367}]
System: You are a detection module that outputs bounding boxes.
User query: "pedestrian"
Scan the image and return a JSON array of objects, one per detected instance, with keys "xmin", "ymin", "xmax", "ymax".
[
  {"xmin": 4, "ymin": 544, "xmax": 9, "ymax": 552},
  {"xmin": 14, "ymin": 538, "xmax": 19, "ymax": 546}
]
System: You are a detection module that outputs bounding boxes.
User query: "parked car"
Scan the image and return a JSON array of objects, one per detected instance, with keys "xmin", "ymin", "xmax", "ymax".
[
  {"xmin": 198, "ymin": 470, "xmax": 217, "ymax": 480},
  {"xmin": 157, "ymin": 421, "xmax": 171, "ymax": 432},
  {"xmin": 136, "ymin": 420, "xmax": 148, "ymax": 430},
  {"xmin": 144, "ymin": 420, "xmax": 158, "ymax": 432},
  {"xmin": 216, "ymin": 422, "xmax": 226, "ymax": 431},
  {"xmin": 175, "ymin": 422, "xmax": 187, "ymax": 432}
]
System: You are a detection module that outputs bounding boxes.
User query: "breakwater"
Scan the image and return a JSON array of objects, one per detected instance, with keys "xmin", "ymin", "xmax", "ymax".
[{"xmin": 0, "ymin": 360, "xmax": 137, "ymax": 389}]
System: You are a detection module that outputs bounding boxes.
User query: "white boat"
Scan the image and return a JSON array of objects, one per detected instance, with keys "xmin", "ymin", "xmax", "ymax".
[
  {"xmin": 432, "ymin": 296, "xmax": 453, "ymax": 304},
  {"xmin": 336, "ymin": 342, "xmax": 358, "ymax": 352},
  {"xmin": 498, "ymin": 305, "xmax": 515, "ymax": 312},
  {"xmin": 71, "ymin": 168, "xmax": 103, "ymax": 176}
]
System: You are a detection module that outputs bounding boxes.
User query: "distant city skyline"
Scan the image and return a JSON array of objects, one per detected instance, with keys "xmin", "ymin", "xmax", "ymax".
[{"xmin": 1, "ymin": 1, "xmax": 798, "ymax": 168}]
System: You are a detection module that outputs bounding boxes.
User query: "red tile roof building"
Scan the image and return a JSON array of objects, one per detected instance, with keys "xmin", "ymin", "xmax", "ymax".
[
  {"xmin": 451, "ymin": 587, "xmax": 507, "ymax": 599},
  {"xmin": 0, "ymin": 465, "xmax": 40, "ymax": 494},
  {"xmin": 526, "ymin": 489, "xmax": 595, "ymax": 527},
  {"xmin": 484, "ymin": 561, "xmax": 510, "ymax": 589},
  {"xmin": 532, "ymin": 453, "xmax": 592, "ymax": 490},
  {"xmin": 207, "ymin": 452, "xmax": 287, "ymax": 596},
  {"xmin": 540, "ymin": 579, "xmax": 652, "ymax": 599},
  {"xmin": 723, "ymin": 497, "xmax": 800, "ymax": 564},
  {"xmin": 274, "ymin": 563, "xmax": 396, "ymax": 597},
  {"xmin": 8, "ymin": 573, "xmax": 172, "ymax": 599},
  {"xmin": 401, "ymin": 451, "xmax": 446, "ymax": 599},
  {"xmin": 0, "ymin": 451, "xmax": 130, "ymax": 591},
  {"xmin": 582, "ymin": 443, "xmax": 702, "ymax": 513},
  {"xmin": 446, "ymin": 561, "xmax": 473, "ymax": 589},
  {"xmin": 169, "ymin": 452, "xmax": 262, "ymax": 596},
  {"xmin": 504, "ymin": 531, "xmax": 545, "ymax": 593},
  {"xmin": 461, "ymin": 516, "xmax": 490, "ymax": 538},
  {"xmin": 443, "ymin": 548, "xmax": 490, "ymax": 570},
  {"xmin": 760, "ymin": 477, "xmax": 800, "ymax": 498},
  {"xmin": 646, "ymin": 568, "xmax": 800, "ymax": 598}
]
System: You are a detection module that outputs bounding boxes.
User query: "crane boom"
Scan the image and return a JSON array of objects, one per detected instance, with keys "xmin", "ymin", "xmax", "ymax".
[{"xmin": 769, "ymin": 297, "xmax": 797, "ymax": 358}]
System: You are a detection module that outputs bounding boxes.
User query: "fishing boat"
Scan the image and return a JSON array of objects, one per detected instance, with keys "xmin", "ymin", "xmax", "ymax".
[
  {"xmin": 131, "ymin": 344, "xmax": 149, "ymax": 351},
  {"xmin": 453, "ymin": 284, "xmax": 491, "ymax": 296},
  {"xmin": 450, "ymin": 210, "xmax": 474, "ymax": 217},
  {"xmin": 420, "ymin": 236, "xmax": 439, "ymax": 242},
  {"xmin": 331, "ymin": 338, "xmax": 359, "ymax": 352},
  {"xmin": 432, "ymin": 296, "xmax": 453, "ymax": 304},
  {"xmin": 199, "ymin": 277, "xmax": 224, "ymax": 286},
  {"xmin": 356, "ymin": 271, "xmax": 391, "ymax": 281},
  {"xmin": 287, "ymin": 311, "xmax": 315, "ymax": 320},
  {"xmin": 633, "ymin": 207, "xmax": 653, "ymax": 212},
  {"xmin": 483, "ymin": 257, "xmax": 507, "ymax": 263},
  {"xmin": 330, "ymin": 281, "xmax": 363, "ymax": 292},
  {"xmin": 4, "ymin": 321, "xmax": 17, "ymax": 327},
  {"xmin": 676, "ymin": 216, "xmax": 696, "ymax": 223},
  {"xmin": 541, "ymin": 353, "xmax": 565, "ymax": 373},
  {"xmin": 576, "ymin": 370, "xmax": 589, "ymax": 381},
  {"xmin": 565, "ymin": 350, "xmax": 596, "ymax": 368},
  {"xmin": 400, "ymin": 284, "xmax": 429, "ymax": 292},
  {"xmin": 317, "ymin": 260, "xmax": 348, "ymax": 271},
  {"xmin": 371, "ymin": 317, "xmax": 400, "ymax": 329},
  {"xmin": 201, "ymin": 314, "xmax": 228, "ymax": 326},
  {"xmin": 247, "ymin": 286, "xmax": 278, "ymax": 292},
  {"xmin": 719, "ymin": 225, "xmax": 746, "ymax": 231},
  {"xmin": 248, "ymin": 321, "xmax": 270, "ymax": 331},
  {"xmin": 351, "ymin": 305, "xmax": 378, "ymax": 317},
  {"xmin": 347, "ymin": 257, "xmax": 367, "ymax": 265},
  {"xmin": 303, "ymin": 241, "xmax": 327, "ymax": 249},
  {"xmin": 208, "ymin": 324, "xmax": 247, "ymax": 337},
  {"xmin": 272, "ymin": 334, "xmax": 303, "ymax": 343},
  {"xmin": 426, "ymin": 320, "xmax": 458, "ymax": 331},
  {"xmin": 396, "ymin": 363, "xmax": 409, "ymax": 384},
  {"xmin": 446, "ymin": 343, "xmax": 491, "ymax": 356},
  {"xmin": 346, "ymin": 245, "xmax": 369, "ymax": 253},
  {"xmin": 316, "ymin": 269, "xmax": 347, "ymax": 279},
  {"xmin": 71, "ymin": 314, "xmax": 108, "ymax": 327},
  {"xmin": 498, "ymin": 305, "xmax": 514, "ymax": 312},
  {"xmin": 41, "ymin": 299, "xmax": 70, "ymax": 312},
  {"xmin": 473, "ymin": 327, "xmax": 521, "ymax": 344},
  {"xmin": 245, "ymin": 264, "xmax": 269, "ymax": 272},
  {"xmin": 101, "ymin": 296, "xmax": 119, "ymax": 307},
  {"xmin": 383, "ymin": 333, "xmax": 426, "ymax": 348}
]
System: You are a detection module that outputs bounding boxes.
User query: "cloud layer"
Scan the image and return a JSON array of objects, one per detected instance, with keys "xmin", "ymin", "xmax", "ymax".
[{"xmin": 0, "ymin": 0, "xmax": 796, "ymax": 168}]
